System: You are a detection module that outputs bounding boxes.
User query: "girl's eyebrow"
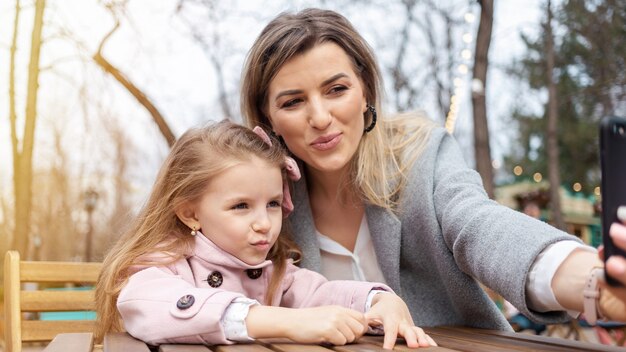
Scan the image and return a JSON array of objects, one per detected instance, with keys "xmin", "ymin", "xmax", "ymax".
[{"xmin": 273, "ymin": 73, "xmax": 349, "ymax": 102}]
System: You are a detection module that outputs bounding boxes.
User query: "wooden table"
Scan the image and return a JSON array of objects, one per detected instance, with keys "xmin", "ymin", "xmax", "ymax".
[{"xmin": 42, "ymin": 327, "xmax": 624, "ymax": 352}]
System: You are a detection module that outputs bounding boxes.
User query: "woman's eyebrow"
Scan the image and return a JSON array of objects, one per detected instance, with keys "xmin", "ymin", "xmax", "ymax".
[
  {"xmin": 273, "ymin": 73, "xmax": 350, "ymax": 102},
  {"xmin": 320, "ymin": 73, "xmax": 348, "ymax": 87},
  {"xmin": 274, "ymin": 89, "xmax": 302, "ymax": 101}
]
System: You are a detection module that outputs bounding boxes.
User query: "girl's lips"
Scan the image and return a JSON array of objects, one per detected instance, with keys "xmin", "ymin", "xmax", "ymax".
[
  {"xmin": 311, "ymin": 133, "xmax": 342, "ymax": 151},
  {"xmin": 251, "ymin": 241, "xmax": 270, "ymax": 250}
]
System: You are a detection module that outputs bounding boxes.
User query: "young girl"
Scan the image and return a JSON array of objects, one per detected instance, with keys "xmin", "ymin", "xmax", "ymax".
[{"xmin": 95, "ymin": 121, "xmax": 435, "ymax": 349}]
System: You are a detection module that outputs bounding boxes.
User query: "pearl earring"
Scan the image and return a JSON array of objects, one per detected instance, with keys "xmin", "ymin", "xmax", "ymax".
[{"xmin": 190, "ymin": 226, "xmax": 198, "ymax": 236}]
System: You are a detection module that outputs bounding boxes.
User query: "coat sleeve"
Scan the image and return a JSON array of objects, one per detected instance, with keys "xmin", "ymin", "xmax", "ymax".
[
  {"xmin": 279, "ymin": 264, "xmax": 393, "ymax": 311},
  {"xmin": 429, "ymin": 129, "xmax": 581, "ymax": 322},
  {"xmin": 117, "ymin": 265, "xmax": 245, "ymax": 346}
]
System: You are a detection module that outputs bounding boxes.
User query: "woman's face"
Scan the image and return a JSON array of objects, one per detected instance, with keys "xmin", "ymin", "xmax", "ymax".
[{"xmin": 266, "ymin": 42, "xmax": 368, "ymax": 175}]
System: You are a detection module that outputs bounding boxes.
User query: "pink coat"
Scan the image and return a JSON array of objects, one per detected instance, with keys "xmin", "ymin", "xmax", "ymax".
[{"xmin": 117, "ymin": 234, "xmax": 391, "ymax": 345}]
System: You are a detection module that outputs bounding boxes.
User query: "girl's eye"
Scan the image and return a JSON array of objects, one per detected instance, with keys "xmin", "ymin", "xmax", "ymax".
[
  {"xmin": 268, "ymin": 200, "xmax": 281, "ymax": 208},
  {"xmin": 232, "ymin": 203, "xmax": 248, "ymax": 210}
]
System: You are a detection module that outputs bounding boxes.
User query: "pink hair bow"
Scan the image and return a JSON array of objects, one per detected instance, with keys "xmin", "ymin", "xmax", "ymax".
[{"xmin": 252, "ymin": 126, "xmax": 301, "ymax": 218}]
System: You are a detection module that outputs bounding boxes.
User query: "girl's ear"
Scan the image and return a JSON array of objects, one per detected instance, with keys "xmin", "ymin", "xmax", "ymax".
[{"xmin": 175, "ymin": 202, "xmax": 199, "ymax": 229}]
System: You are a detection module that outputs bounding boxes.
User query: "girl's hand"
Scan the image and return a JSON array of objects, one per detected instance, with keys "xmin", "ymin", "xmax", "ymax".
[
  {"xmin": 283, "ymin": 306, "xmax": 368, "ymax": 345},
  {"xmin": 599, "ymin": 206, "xmax": 626, "ymax": 321},
  {"xmin": 365, "ymin": 293, "xmax": 437, "ymax": 349},
  {"xmin": 247, "ymin": 305, "xmax": 367, "ymax": 345}
]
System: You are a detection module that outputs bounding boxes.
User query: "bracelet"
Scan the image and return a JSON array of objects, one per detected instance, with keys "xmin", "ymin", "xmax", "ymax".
[{"xmin": 583, "ymin": 267, "xmax": 605, "ymax": 325}]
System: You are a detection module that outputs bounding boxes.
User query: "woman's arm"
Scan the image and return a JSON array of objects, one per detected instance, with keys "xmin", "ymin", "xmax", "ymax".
[{"xmin": 551, "ymin": 207, "xmax": 626, "ymax": 322}]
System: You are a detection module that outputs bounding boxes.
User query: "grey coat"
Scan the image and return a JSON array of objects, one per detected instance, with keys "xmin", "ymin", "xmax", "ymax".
[{"xmin": 289, "ymin": 127, "xmax": 579, "ymax": 330}]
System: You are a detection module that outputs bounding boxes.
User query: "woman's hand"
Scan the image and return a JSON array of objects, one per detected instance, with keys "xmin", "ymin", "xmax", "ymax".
[
  {"xmin": 365, "ymin": 293, "xmax": 437, "ymax": 349},
  {"xmin": 599, "ymin": 206, "xmax": 626, "ymax": 321},
  {"xmin": 247, "ymin": 305, "xmax": 368, "ymax": 345}
]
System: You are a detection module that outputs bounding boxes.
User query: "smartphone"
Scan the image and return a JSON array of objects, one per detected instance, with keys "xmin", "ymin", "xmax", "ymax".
[{"xmin": 600, "ymin": 115, "xmax": 626, "ymax": 286}]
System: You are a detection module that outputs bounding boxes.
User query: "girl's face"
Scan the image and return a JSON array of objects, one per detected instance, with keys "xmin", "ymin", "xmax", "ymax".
[
  {"xmin": 193, "ymin": 157, "xmax": 283, "ymax": 265},
  {"xmin": 266, "ymin": 42, "xmax": 368, "ymax": 175}
]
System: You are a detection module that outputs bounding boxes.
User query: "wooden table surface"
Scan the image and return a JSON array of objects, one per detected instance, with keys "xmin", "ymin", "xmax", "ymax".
[{"xmin": 42, "ymin": 327, "xmax": 625, "ymax": 352}]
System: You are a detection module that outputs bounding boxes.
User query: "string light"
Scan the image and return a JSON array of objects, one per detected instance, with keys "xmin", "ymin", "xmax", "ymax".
[
  {"xmin": 533, "ymin": 172, "xmax": 542, "ymax": 182},
  {"xmin": 445, "ymin": 5, "xmax": 476, "ymax": 134},
  {"xmin": 573, "ymin": 183, "xmax": 582, "ymax": 192},
  {"xmin": 594, "ymin": 186, "xmax": 601, "ymax": 196},
  {"xmin": 513, "ymin": 166, "xmax": 523, "ymax": 176}
]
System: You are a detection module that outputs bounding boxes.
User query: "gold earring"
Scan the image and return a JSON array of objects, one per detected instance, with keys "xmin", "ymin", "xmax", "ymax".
[{"xmin": 190, "ymin": 226, "xmax": 198, "ymax": 236}]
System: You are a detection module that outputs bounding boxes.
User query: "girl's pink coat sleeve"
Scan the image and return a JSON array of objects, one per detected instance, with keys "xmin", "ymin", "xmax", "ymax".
[
  {"xmin": 117, "ymin": 265, "xmax": 244, "ymax": 346},
  {"xmin": 279, "ymin": 263, "xmax": 393, "ymax": 310}
]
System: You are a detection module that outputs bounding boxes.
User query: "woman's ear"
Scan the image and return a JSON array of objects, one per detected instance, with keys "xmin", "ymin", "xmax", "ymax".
[{"xmin": 175, "ymin": 202, "xmax": 199, "ymax": 229}]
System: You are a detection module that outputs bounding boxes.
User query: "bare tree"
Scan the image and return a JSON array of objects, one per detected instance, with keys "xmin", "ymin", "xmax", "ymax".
[
  {"xmin": 31, "ymin": 122, "xmax": 81, "ymax": 261},
  {"xmin": 471, "ymin": 0, "xmax": 495, "ymax": 199},
  {"xmin": 11, "ymin": 0, "xmax": 47, "ymax": 256},
  {"xmin": 92, "ymin": 3, "xmax": 175, "ymax": 147},
  {"xmin": 7, "ymin": 0, "xmax": 21, "ymax": 255},
  {"xmin": 175, "ymin": 0, "xmax": 236, "ymax": 121},
  {"xmin": 544, "ymin": 0, "xmax": 566, "ymax": 230}
]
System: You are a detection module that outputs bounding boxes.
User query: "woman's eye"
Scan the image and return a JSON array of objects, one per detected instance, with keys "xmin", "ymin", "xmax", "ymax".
[
  {"xmin": 329, "ymin": 85, "xmax": 347, "ymax": 94},
  {"xmin": 232, "ymin": 203, "xmax": 248, "ymax": 210},
  {"xmin": 268, "ymin": 200, "xmax": 281, "ymax": 208},
  {"xmin": 281, "ymin": 98, "xmax": 302, "ymax": 109}
]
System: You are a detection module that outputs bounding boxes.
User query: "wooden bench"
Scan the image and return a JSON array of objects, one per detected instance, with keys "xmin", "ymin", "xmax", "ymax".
[{"xmin": 3, "ymin": 250, "xmax": 102, "ymax": 352}]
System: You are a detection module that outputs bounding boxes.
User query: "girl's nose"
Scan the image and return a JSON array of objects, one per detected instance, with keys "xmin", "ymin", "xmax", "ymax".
[
  {"xmin": 251, "ymin": 211, "xmax": 271, "ymax": 233},
  {"xmin": 307, "ymin": 98, "xmax": 332, "ymax": 130}
]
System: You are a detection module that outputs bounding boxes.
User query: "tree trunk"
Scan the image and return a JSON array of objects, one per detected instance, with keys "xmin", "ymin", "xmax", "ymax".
[
  {"xmin": 8, "ymin": 0, "xmax": 21, "ymax": 254},
  {"xmin": 13, "ymin": 0, "xmax": 46, "ymax": 256},
  {"xmin": 471, "ymin": 0, "xmax": 495, "ymax": 199},
  {"xmin": 545, "ymin": 0, "xmax": 566, "ymax": 231},
  {"xmin": 93, "ymin": 52, "xmax": 175, "ymax": 147}
]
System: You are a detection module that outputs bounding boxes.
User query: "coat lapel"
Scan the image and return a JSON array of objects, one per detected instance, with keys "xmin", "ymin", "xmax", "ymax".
[
  {"xmin": 289, "ymin": 176, "xmax": 322, "ymax": 272},
  {"xmin": 365, "ymin": 206, "xmax": 402, "ymax": 293},
  {"xmin": 289, "ymin": 173, "xmax": 402, "ymax": 293}
]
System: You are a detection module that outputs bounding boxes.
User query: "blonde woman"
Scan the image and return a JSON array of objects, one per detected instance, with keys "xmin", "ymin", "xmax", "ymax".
[{"xmin": 241, "ymin": 8, "xmax": 626, "ymax": 332}]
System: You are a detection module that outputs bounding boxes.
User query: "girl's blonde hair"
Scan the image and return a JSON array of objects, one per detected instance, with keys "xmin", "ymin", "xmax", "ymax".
[
  {"xmin": 95, "ymin": 120, "xmax": 301, "ymax": 341},
  {"xmin": 241, "ymin": 8, "xmax": 435, "ymax": 210}
]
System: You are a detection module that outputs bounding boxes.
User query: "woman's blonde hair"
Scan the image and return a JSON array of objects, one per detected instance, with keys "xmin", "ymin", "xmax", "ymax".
[
  {"xmin": 95, "ymin": 120, "xmax": 301, "ymax": 341},
  {"xmin": 241, "ymin": 8, "xmax": 435, "ymax": 210}
]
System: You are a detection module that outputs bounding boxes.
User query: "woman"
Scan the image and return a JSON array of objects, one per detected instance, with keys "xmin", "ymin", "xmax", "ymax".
[{"xmin": 241, "ymin": 7, "xmax": 626, "ymax": 336}]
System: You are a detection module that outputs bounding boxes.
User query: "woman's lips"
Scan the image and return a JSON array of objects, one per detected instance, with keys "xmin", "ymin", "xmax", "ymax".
[{"xmin": 311, "ymin": 133, "xmax": 342, "ymax": 151}]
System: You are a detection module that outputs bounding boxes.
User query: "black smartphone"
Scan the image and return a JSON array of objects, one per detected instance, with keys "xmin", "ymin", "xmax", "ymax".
[{"xmin": 600, "ymin": 115, "xmax": 626, "ymax": 286}]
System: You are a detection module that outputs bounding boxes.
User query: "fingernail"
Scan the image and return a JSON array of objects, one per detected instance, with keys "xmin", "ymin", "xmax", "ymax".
[
  {"xmin": 618, "ymin": 206, "xmax": 626, "ymax": 222},
  {"xmin": 610, "ymin": 223, "xmax": 626, "ymax": 240},
  {"xmin": 607, "ymin": 256, "xmax": 626, "ymax": 275}
]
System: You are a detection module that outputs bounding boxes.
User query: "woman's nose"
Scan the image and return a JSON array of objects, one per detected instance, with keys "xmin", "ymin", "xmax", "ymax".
[{"xmin": 307, "ymin": 98, "xmax": 332, "ymax": 130}]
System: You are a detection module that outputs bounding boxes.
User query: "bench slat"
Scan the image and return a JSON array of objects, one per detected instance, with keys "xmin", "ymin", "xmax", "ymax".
[
  {"xmin": 20, "ymin": 261, "xmax": 101, "ymax": 282},
  {"xmin": 213, "ymin": 344, "xmax": 275, "ymax": 351},
  {"xmin": 42, "ymin": 332, "xmax": 94, "ymax": 352},
  {"xmin": 22, "ymin": 320, "xmax": 95, "ymax": 341},
  {"xmin": 21, "ymin": 290, "xmax": 95, "ymax": 311},
  {"xmin": 160, "ymin": 344, "xmax": 212, "ymax": 351},
  {"xmin": 104, "ymin": 332, "xmax": 151, "ymax": 352}
]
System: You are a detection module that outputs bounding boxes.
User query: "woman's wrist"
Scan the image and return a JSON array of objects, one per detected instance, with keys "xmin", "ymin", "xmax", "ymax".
[{"xmin": 551, "ymin": 248, "xmax": 604, "ymax": 312}]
